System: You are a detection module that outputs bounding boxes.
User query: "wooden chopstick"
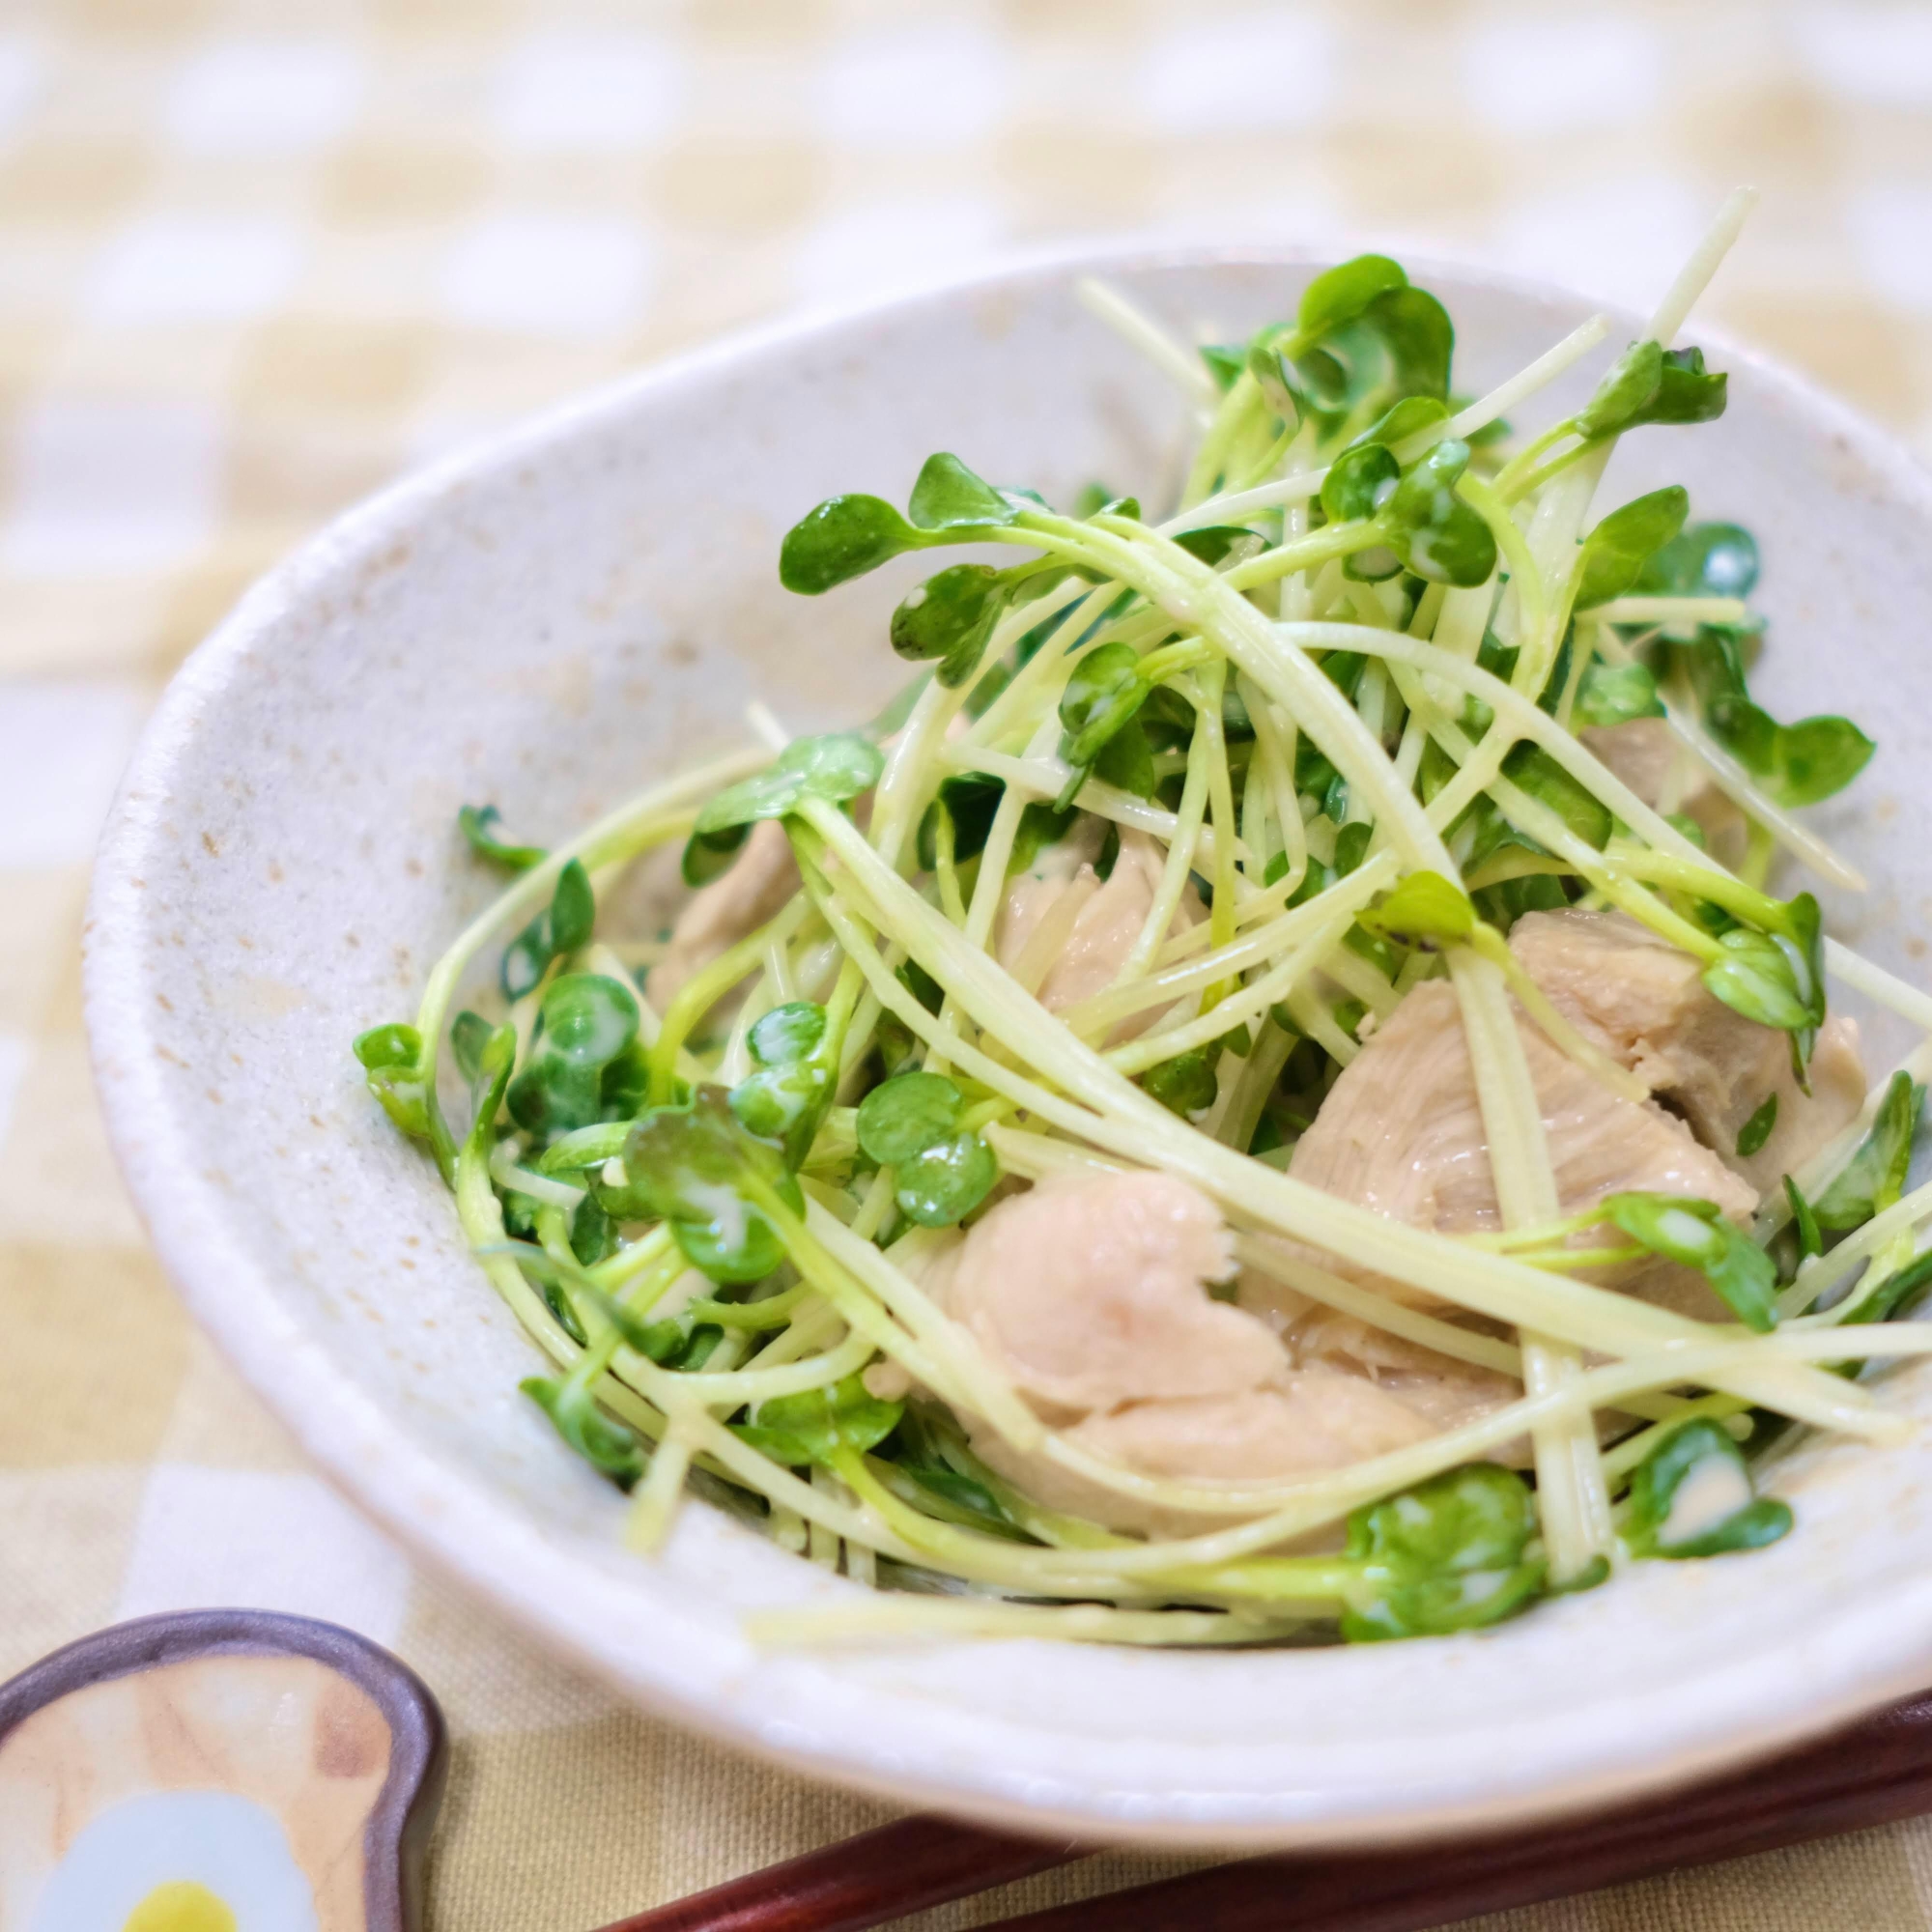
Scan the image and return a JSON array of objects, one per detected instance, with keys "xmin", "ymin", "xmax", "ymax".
[
  {"xmin": 591, "ymin": 1814, "xmax": 1082, "ymax": 1932},
  {"xmin": 976, "ymin": 1689, "xmax": 1932, "ymax": 1932},
  {"xmin": 593, "ymin": 1689, "xmax": 1932, "ymax": 1932}
]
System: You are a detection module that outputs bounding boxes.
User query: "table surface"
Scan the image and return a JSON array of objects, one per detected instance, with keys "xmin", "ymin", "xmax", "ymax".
[{"xmin": 3, "ymin": 1, "xmax": 1930, "ymax": 1925}]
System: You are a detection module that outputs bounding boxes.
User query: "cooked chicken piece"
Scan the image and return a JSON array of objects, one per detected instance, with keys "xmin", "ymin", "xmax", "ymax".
[
  {"xmin": 1066, "ymin": 1375, "xmax": 1440, "ymax": 1486},
  {"xmin": 922, "ymin": 1169, "xmax": 1516, "ymax": 1533},
  {"xmin": 649, "ymin": 818, "xmax": 799, "ymax": 1009},
  {"xmin": 1288, "ymin": 977, "xmax": 1756, "ymax": 1318},
  {"xmin": 995, "ymin": 817, "xmax": 1104, "ymax": 989},
  {"xmin": 996, "ymin": 828, "xmax": 1201, "ymax": 1027},
  {"xmin": 934, "ymin": 1168, "xmax": 1262, "ymax": 1415},
  {"xmin": 1509, "ymin": 908, "xmax": 1865, "ymax": 1194},
  {"xmin": 1579, "ymin": 716, "xmax": 1675, "ymax": 806},
  {"xmin": 1742, "ymin": 1022, "xmax": 1865, "ymax": 1189},
  {"xmin": 1581, "ymin": 717, "xmax": 1746, "ymax": 867},
  {"xmin": 1263, "ymin": 1304, "xmax": 1520, "ymax": 1438}
]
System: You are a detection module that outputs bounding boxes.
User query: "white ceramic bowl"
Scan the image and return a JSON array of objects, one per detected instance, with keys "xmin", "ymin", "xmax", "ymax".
[{"xmin": 86, "ymin": 247, "xmax": 1932, "ymax": 1849}]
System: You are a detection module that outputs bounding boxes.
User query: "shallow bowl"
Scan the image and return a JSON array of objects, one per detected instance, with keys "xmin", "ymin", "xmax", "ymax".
[{"xmin": 85, "ymin": 246, "xmax": 1932, "ymax": 1848}]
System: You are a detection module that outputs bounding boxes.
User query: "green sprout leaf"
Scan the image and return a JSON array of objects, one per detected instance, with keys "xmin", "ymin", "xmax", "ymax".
[
  {"xmin": 1714, "ymin": 706, "xmax": 1875, "ymax": 810},
  {"xmin": 778, "ymin": 453, "xmax": 1026, "ymax": 596},
  {"xmin": 1284, "ymin": 261, "xmax": 1452, "ymax": 419},
  {"xmin": 906, "ymin": 451, "xmax": 1023, "ymax": 530},
  {"xmin": 857, "ymin": 1070, "xmax": 964, "ymax": 1164},
  {"xmin": 1705, "ymin": 936, "xmax": 1809, "ymax": 1033},
  {"xmin": 565, "ymin": 1276, "xmax": 664, "ymax": 1357},
  {"xmin": 1340, "ymin": 1463, "xmax": 1543, "ymax": 1641},
  {"xmin": 535, "ymin": 974, "xmax": 639, "ymax": 1064},
  {"xmin": 856, "ymin": 1071, "xmax": 998, "ymax": 1226},
  {"xmin": 1144, "ymin": 1042, "xmax": 1221, "ymax": 1119},
  {"xmin": 1093, "ymin": 715, "xmax": 1156, "ymax": 799},
  {"xmin": 1366, "ymin": 286, "xmax": 1455, "ymax": 401},
  {"xmin": 1332, "ymin": 820, "xmax": 1374, "ymax": 876},
  {"xmin": 1057, "ymin": 640, "xmax": 1147, "ymax": 779},
  {"xmin": 682, "ymin": 820, "xmax": 751, "ymax": 889},
  {"xmin": 1350, "ymin": 396, "xmax": 1450, "ymax": 451},
  {"xmin": 1078, "ymin": 488, "xmax": 1140, "ymax": 521},
  {"xmin": 1622, "ymin": 344, "xmax": 1727, "ymax": 428},
  {"xmin": 537, "ymin": 1120, "xmax": 630, "ymax": 1176},
  {"xmin": 1636, "ymin": 521, "xmax": 1758, "ymax": 600},
  {"xmin": 1297, "ymin": 254, "xmax": 1408, "ymax": 340},
  {"xmin": 779, "ymin": 493, "xmax": 925, "ymax": 594},
  {"xmin": 918, "ymin": 771, "xmax": 1004, "ymax": 868},
  {"xmin": 449, "ymin": 1009, "xmax": 495, "ymax": 1086},
  {"xmin": 552, "ymin": 860, "xmax": 596, "ymax": 949},
  {"xmin": 621, "ymin": 1088, "xmax": 803, "ymax": 1283},
  {"xmin": 354, "ymin": 1021, "xmax": 421, "ymax": 1072},
  {"xmin": 570, "ymin": 1194, "xmax": 613, "ymax": 1266},
  {"xmin": 1785, "ymin": 1175, "xmax": 1823, "ymax": 1259},
  {"xmin": 462, "ymin": 1018, "xmax": 517, "ymax": 1151},
  {"xmin": 1575, "ymin": 659, "xmax": 1665, "ymax": 729},
  {"xmin": 694, "ymin": 733, "xmax": 884, "ymax": 837},
  {"xmin": 1841, "ymin": 1246, "xmax": 1932, "ymax": 1327},
  {"xmin": 1776, "ymin": 891, "xmax": 1825, "ymax": 1036},
  {"xmin": 891, "ymin": 562, "xmax": 1011, "ymax": 687},
  {"xmin": 1173, "ymin": 525, "xmax": 1265, "ymax": 568},
  {"xmin": 501, "ymin": 859, "xmax": 595, "ymax": 1003},
  {"xmin": 354, "ymin": 1021, "xmax": 429, "ymax": 1138},
  {"xmin": 898, "ymin": 957, "xmax": 944, "ymax": 1015},
  {"xmin": 1572, "ymin": 340, "xmax": 1664, "ymax": 440},
  {"xmin": 1678, "ymin": 614, "xmax": 1875, "ymax": 807},
  {"xmin": 895, "ymin": 1131, "xmax": 1000, "ymax": 1228},
  {"xmin": 1601, "ymin": 1193, "xmax": 1778, "ymax": 1331},
  {"xmin": 1291, "ymin": 344, "xmax": 1351, "ymax": 413},
  {"xmin": 506, "ymin": 972, "xmax": 641, "ymax": 1139},
  {"xmin": 1500, "ymin": 742, "xmax": 1612, "ymax": 850},
  {"xmin": 1736, "ymin": 1093, "xmax": 1778, "ymax": 1159},
  {"xmin": 1355, "ymin": 870, "xmax": 1474, "ymax": 950},
  {"xmin": 1383, "ymin": 440, "xmax": 1496, "ymax": 586},
  {"xmin": 520, "ymin": 1375, "xmax": 644, "ymax": 1490},
  {"xmin": 749, "ymin": 1000, "xmax": 827, "ymax": 1066},
  {"xmin": 1321, "ymin": 441, "xmax": 1400, "ymax": 525},
  {"xmin": 1199, "ymin": 342, "xmax": 1246, "ymax": 391},
  {"xmin": 729, "ymin": 1000, "xmax": 835, "ymax": 1166},
  {"xmin": 458, "ymin": 803, "xmax": 545, "ymax": 870},
  {"xmin": 1009, "ymin": 801, "xmax": 1076, "ymax": 875},
  {"xmin": 894, "ymin": 1459, "xmax": 1031, "ymax": 1541},
  {"xmin": 1813, "ymin": 1070, "xmax": 1924, "ymax": 1232},
  {"xmin": 1245, "ymin": 341, "xmax": 1300, "ymax": 424},
  {"xmin": 735, "ymin": 1371, "xmax": 904, "ymax": 1468},
  {"xmin": 1626, "ymin": 1416, "xmax": 1790, "ymax": 1559},
  {"xmin": 1573, "ymin": 486, "xmax": 1690, "ymax": 611}
]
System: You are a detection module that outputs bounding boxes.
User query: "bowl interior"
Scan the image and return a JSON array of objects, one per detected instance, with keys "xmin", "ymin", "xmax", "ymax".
[{"xmin": 86, "ymin": 250, "xmax": 1932, "ymax": 1846}]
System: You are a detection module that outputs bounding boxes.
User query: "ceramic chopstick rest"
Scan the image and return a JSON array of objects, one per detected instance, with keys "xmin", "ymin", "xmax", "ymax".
[{"xmin": 0, "ymin": 1609, "xmax": 444, "ymax": 1932}]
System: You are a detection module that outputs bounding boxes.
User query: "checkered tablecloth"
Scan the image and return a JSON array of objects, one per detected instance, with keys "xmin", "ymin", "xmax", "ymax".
[{"xmin": 4, "ymin": 2, "xmax": 1931, "ymax": 1924}]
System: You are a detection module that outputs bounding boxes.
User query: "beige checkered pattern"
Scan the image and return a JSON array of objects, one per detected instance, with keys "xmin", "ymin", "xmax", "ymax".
[{"xmin": 2, "ymin": 0, "xmax": 1930, "ymax": 1923}]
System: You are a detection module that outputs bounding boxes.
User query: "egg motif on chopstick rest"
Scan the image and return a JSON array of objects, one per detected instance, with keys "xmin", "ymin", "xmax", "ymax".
[{"xmin": 0, "ymin": 1610, "xmax": 445, "ymax": 1932}]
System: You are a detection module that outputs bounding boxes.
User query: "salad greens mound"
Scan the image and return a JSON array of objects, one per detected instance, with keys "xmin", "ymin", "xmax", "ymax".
[{"xmin": 355, "ymin": 191, "xmax": 1932, "ymax": 1650}]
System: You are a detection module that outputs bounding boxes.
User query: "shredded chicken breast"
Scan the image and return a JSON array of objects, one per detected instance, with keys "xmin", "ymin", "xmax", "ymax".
[
  {"xmin": 650, "ymin": 818, "xmax": 799, "ymax": 1010},
  {"xmin": 1289, "ymin": 977, "xmax": 1757, "ymax": 1319},
  {"xmin": 1581, "ymin": 716, "xmax": 1747, "ymax": 867},
  {"xmin": 1508, "ymin": 907, "xmax": 1865, "ymax": 1194},
  {"xmin": 1288, "ymin": 906, "xmax": 1865, "ymax": 1320},
  {"xmin": 996, "ymin": 829, "xmax": 1200, "ymax": 1029},
  {"xmin": 922, "ymin": 1168, "xmax": 1515, "ymax": 1532}
]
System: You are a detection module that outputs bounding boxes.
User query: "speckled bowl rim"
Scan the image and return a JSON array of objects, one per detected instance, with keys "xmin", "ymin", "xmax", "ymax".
[{"xmin": 84, "ymin": 242, "xmax": 1932, "ymax": 1850}]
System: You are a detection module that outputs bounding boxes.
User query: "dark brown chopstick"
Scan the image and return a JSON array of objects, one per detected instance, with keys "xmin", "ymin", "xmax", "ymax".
[
  {"xmin": 977, "ymin": 1689, "xmax": 1932, "ymax": 1932},
  {"xmin": 593, "ymin": 1689, "xmax": 1932, "ymax": 1932},
  {"xmin": 592, "ymin": 1814, "xmax": 1083, "ymax": 1932}
]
